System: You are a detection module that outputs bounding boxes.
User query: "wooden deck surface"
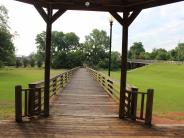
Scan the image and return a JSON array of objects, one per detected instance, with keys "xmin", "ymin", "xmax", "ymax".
[{"xmin": 0, "ymin": 68, "xmax": 183, "ymax": 137}]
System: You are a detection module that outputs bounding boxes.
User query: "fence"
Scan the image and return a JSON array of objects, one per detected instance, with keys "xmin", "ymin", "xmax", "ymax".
[
  {"xmin": 86, "ymin": 67, "xmax": 154, "ymax": 125},
  {"xmin": 15, "ymin": 67, "xmax": 79, "ymax": 122}
]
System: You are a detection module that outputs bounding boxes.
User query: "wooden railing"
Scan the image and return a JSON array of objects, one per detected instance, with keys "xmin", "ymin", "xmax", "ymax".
[
  {"xmin": 86, "ymin": 67, "xmax": 154, "ymax": 125},
  {"xmin": 15, "ymin": 67, "xmax": 79, "ymax": 122}
]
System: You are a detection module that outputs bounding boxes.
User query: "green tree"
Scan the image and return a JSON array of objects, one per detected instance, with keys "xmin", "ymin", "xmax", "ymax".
[
  {"xmin": 151, "ymin": 48, "xmax": 169, "ymax": 60},
  {"xmin": 22, "ymin": 56, "xmax": 29, "ymax": 67},
  {"xmin": 143, "ymin": 52, "xmax": 151, "ymax": 60},
  {"xmin": 111, "ymin": 51, "xmax": 121, "ymax": 70},
  {"xmin": 29, "ymin": 53, "xmax": 36, "ymax": 67},
  {"xmin": 16, "ymin": 57, "xmax": 22, "ymax": 68},
  {"xmin": 0, "ymin": 5, "xmax": 16, "ymax": 67},
  {"xmin": 63, "ymin": 32, "xmax": 80, "ymax": 51},
  {"xmin": 169, "ymin": 49, "xmax": 177, "ymax": 61},
  {"xmin": 175, "ymin": 43, "xmax": 184, "ymax": 61},
  {"xmin": 128, "ymin": 42, "xmax": 145, "ymax": 59},
  {"xmin": 83, "ymin": 29, "xmax": 109, "ymax": 67},
  {"xmin": 0, "ymin": 5, "xmax": 8, "ymax": 29},
  {"xmin": 35, "ymin": 31, "xmax": 82, "ymax": 68}
]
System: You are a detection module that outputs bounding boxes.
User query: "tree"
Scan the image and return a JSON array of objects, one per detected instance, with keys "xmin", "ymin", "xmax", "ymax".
[
  {"xmin": 0, "ymin": 5, "xmax": 8, "ymax": 29},
  {"xmin": 22, "ymin": 56, "xmax": 29, "ymax": 67},
  {"xmin": 63, "ymin": 32, "xmax": 80, "ymax": 51},
  {"xmin": 16, "ymin": 57, "xmax": 22, "ymax": 68},
  {"xmin": 143, "ymin": 52, "xmax": 151, "ymax": 60},
  {"xmin": 111, "ymin": 51, "xmax": 121, "ymax": 70},
  {"xmin": 35, "ymin": 31, "xmax": 46, "ymax": 64},
  {"xmin": 150, "ymin": 48, "xmax": 169, "ymax": 60},
  {"xmin": 29, "ymin": 53, "xmax": 36, "ymax": 67},
  {"xmin": 83, "ymin": 29, "xmax": 109, "ymax": 67},
  {"xmin": 169, "ymin": 49, "xmax": 177, "ymax": 61},
  {"xmin": 35, "ymin": 31, "xmax": 82, "ymax": 69},
  {"xmin": 0, "ymin": 5, "xmax": 16, "ymax": 67},
  {"xmin": 128, "ymin": 42, "xmax": 145, "ymax": 59},
  {"xmin": 175, "ymin": 43, "xmax": 184, "ymax": 61}
]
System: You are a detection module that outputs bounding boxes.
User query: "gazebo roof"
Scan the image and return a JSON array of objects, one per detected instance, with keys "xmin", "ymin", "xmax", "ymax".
[{"xmin": 15, "ymin": 0, "xmax": 183, "ymax": 12}]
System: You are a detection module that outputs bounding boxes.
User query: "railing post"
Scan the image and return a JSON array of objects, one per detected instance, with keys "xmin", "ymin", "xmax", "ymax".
[
  {"xmin": 52, "ymin": 78, "xmax": 57, "ymax": 95},
  {"xmin": 60, "ymin": 74, "xmax": 63, "ymax": 88},
  {"xmin": 65, "ymin": 72, "xmax": 68, "ymax": 83},
  {"xmin": 15, "ymin": 85, "xmax": 22, "ymax": 123},
  {"xmin": 145, "ymin": 89, "xmax": 154, "ymax": 125},
  {"xmin": 28, "ymin": 84, "xmax": 36, "ymax": 116},
  {"xmin": 131, "ymin": 87, "xmax": 138, "ymax": 121}
]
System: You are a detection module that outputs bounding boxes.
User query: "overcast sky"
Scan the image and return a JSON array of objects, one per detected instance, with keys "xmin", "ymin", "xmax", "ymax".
[{"xmin": 0, "ymin": 0, "xmax": 184, "ymax": 56}]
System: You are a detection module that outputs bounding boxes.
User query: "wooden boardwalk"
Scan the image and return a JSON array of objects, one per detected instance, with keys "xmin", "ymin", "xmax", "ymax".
[{"xmin": 0, "ymin": 68, "xmax": 183, "ymax": 137}]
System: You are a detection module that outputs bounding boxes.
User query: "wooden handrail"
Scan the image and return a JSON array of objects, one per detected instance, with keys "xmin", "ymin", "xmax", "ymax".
[
  {"xmin": 15, "ymin": 67, "xmax": 80, "ymax": 122},
  {"xmin": 86, "ymin": 67, "xmax": 154, "ymax": 125}
]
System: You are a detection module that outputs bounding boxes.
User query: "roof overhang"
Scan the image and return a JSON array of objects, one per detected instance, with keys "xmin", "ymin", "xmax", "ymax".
[{"xmin": 14, "ymin": 0, "xmax": 184, "ymax": 12}]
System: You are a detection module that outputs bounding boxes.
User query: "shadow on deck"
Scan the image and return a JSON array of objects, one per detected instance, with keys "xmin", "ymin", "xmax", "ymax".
[{"xmin": 0, "ymin": 68, "xmax": 183, "ymax": 137}]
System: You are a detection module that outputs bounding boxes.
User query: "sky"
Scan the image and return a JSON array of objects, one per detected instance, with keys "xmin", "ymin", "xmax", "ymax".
[{"xmin": 0, "ymin": 0, "xmax": 184, "ymax": 56}]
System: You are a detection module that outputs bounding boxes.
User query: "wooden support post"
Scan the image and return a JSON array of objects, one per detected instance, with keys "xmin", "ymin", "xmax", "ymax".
[
  {"xmin": 15, "ymin": 85, "xmax": 22, "ymax": 123},
  {"xmin": 44, "ymin": 6, "xmax": 52, "ymax": 117},
  {"xmin": 119, "ymin": 11, "xmax": 129, "ymax": 119},
  {"xmin": 110, "ymin": 9, "xmax": 142, "ymax": 119},
  {"xmin": 34, "ymin": 4, "xmax": 66, "ymax": 117},
  {"xmin": 145, "ymin": 89, "xmax": 154, "ymax": 125},
  {"xmin": 131, "ymin": 87, "xmax": 138, "ymax": 121}
]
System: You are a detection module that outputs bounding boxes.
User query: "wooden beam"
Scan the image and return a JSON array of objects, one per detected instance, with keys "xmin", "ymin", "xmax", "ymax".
[
  {"xmin": 109, "ymin": 11, "xmax": 123, "ymax": 26},
  {"xmin": 15, "ymin": 0, "xmax": 184, "ymax": 12},
  {"xmin": 128, "ymin": 9, "xmax": 142, "ymax": 26},
  {"xmin": 128, "ymin": 0, "xmax": 183, "ymax": 11},
  {"xmin": 44, "ymin": 6, "xmax": 52, "ymax": 117},
  {"xmin": 34, "ymin": 4, "xmax": 48, "ymax": 23},
  {"xmin": 51, "ymin": 9, "xmax": 66, "ymax": 23},
  {"xmin": 119, "ymin": 11, "xmax": 129, "ymax": 119}
]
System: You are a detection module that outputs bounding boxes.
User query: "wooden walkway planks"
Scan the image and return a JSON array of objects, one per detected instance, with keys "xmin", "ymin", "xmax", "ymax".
[
  {"xmin": 0, "ymin": 68, "xmax": 183, "ymax": 137},
  {"xmin": 50, "ymin": 68, "xmax": 118, "ymax": 117}
]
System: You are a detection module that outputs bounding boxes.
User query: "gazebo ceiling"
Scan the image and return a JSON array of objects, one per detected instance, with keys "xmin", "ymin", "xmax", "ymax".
[{"xmin": 15, "ymin": 0, "xmax": 183, "ymax": 12}]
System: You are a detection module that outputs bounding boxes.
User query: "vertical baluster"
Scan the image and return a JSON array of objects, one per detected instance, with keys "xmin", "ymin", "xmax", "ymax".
[
  {"xmin": 61, "ymin": 75, "xmax": 63, "ymax": 88},
  {"xmin": 15, "ymin": 85, "xmax": 22, "ymax": 122},
  {"xmin": 127, "ymin": 92, "xmax": 131, "ymax": 117},
  {"xmin": 28, "ymin": 84, "xmax": 36, "ymax": 116},
  {"xmin": 131, "ymin": 87, "xmax": 138, "ymax": 121},
  {"xmin": 38, "ymin": 88, "xmax": 41, "ymax": 113},
  {"xmin": 140, "ymin": 93, "xmax": 145, "ymax": 119},
  {"xmin": 24, "ymin": 89, "xmax": 28, "ymax": 116}
]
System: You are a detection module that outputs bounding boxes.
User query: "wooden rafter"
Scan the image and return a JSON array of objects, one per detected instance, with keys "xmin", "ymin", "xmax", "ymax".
[
  {"xmin": 34, "ymin": 4, "xmax": 48, "ymax": 23},
  {"xmin": 109, "ymin": 11, "xmax": 123, "ymax": 26},
  {"xmin": 128, "ymin": 9, "xmax": 142, "ymax": 26},
  {"xmin": 51, "ymin": 9, "xmax": 66, "ymax": 23},
  {"xmin": 110, "ymin": 9, "xmax": 141, "ymax": 27}
]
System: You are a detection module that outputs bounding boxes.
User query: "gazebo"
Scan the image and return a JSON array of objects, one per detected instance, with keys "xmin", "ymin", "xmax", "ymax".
[{"xmin": 14, "ymin": 0, "xmax": 183, "ymax": 119}]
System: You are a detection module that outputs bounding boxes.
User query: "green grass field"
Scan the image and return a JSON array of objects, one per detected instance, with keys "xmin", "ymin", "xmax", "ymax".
[
  {"xmin": 0, "ymin": 68, "xmax": 65, "ymax": 119},
  {"xmin": 102, "ymin": 63, "xmax": 184, "ymax": 115}
]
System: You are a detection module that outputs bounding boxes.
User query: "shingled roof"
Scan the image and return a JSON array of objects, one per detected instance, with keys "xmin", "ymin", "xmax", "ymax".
[{"xmin": 15, "ymin": 0, "xmax": 183, "ymax": 12}]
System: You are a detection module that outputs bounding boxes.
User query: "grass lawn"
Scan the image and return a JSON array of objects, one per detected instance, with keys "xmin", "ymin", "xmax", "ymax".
[
  {"xmin": 0, "ymin": 67, "xmax": 65, "ymax": 119},
  {"xmin": 101, "ymin": 63, "xmax": 184, "ymax": 115}
]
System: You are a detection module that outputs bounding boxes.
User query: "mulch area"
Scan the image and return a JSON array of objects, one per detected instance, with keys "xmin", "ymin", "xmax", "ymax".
[{"xmin": 153, "ymin": 112, "xmax": 184, "ymax": 124}]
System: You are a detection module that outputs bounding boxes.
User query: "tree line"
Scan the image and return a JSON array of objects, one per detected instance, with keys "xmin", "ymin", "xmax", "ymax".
[
  {"xmin": 1, "ymin": 4, "xmax": 184, "ymax": 70},
  {"xmin": 17, "ymin": 29, "xmax": 121, "ymax": 70},
  {"xmin": 128, "ymin": 42, "xmax": 184, "ymax": 61}
]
